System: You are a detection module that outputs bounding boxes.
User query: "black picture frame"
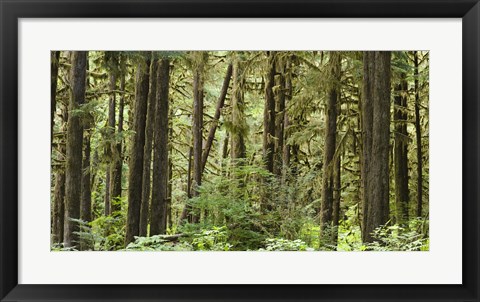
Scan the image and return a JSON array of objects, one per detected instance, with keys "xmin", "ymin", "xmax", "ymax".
[{"xmin": 1, "ymin": 0, "xmax": 478, "ymax": 301}]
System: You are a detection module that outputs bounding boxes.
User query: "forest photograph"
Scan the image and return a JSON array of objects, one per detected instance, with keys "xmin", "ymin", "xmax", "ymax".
[{"xmin": 50, "ymin": 50, "xmax": 429, "ymax": 252}]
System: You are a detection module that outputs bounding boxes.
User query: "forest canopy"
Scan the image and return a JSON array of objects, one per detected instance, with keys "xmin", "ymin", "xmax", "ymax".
[{"xmin": 51, "ymin": 51, "xmax": 429, "ymax": 251}]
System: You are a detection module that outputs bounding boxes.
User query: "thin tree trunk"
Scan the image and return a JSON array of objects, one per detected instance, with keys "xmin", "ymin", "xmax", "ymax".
[
  {"xmin": 125, "ymin": 53, "xmax": 151, "ymax": 245},
  {"xmin": 201, "ymin": 63, "xmax": 233, "ymax": 173},
  {"xmin": 150, "ymin": 58, "xmax": 170, "ymax": 235},
  {"xmin": 179, "ymin": 146, "xmax": 193, "ymax": 223},
  {"xmin": 283, "ymin": 58, "xmax": 292, "ymax": 172},
  {"xmin": 104, "ymin": 172, "xmax": 111, "ymax": 216},
  {"xmin": 64, "ymin": 51, "xmax": 87, "ymax": 249},
  {"xmin": 274, "ymin": 55, "xmax": 286, "ymax": 176},
  {"xmin": 332, "ymin": 154, "xmax": 341, "ymax": 246},
  {"xmin": 394, "ymin": 73, "xmax": 409, "ymax": 224},
  {"xmin": 111, "ymin": 62, "xmax": 125, "ymax": 214},
  {"xmin": 52, "ymin": 141, "xmax": 66, "ymax": 245},
  {"xmin": 80, "ymin": 132, "xmax": 92, "ymax": 223},
  {"xmin": 51, "ymin": 51, "xmax": 61, "ymax": 151},
  {"xmin": 414, "ymin": 51, "xmax": 423, "ymax": 217},
  {"xmin": 263, "ymin": 51, "xmax": 276, "ymax": 173},
  {"xmin": 191, "ymin": 52, "xmax": 206, "ymax": 223},
  {"xmin": 139, "ymin": 56, "xmax": 157, "ymax": 237},
  {"xmin": 104, "ymin": 70, "xmax": 117, "ymax": 216}
]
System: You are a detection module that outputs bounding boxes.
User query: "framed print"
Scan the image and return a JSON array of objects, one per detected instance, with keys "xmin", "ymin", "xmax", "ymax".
[{"xmin": 1, "ymin": 0, "xmax": 479, "ymax": 301}]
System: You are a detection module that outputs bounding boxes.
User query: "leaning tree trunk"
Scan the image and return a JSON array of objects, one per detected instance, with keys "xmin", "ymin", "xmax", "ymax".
[
  {"xmin": 125, "ymin": 53, "xmax": 151, "ymax": 245},
  {"xmin": 394, "ymin": 73, "xmax": 409, "ymax": 225},
  {"xmin": 320, "ymin": 51, "xmax": 341, "ymax": 247},
  {"xmin": 361, "ymin": 51, "xmax": 391, "ymax": 243},
  {"xmin": 64, "ymin": 51, "xmax": 87, "ymax": 249},
  {"xmin": 150, "ymin": 58, "xmax": 170, "ymax": 235},
  {"xmin": 139, "ymin": 56, "xmax": 157, "ymax": 237},
  {"xmin": 414, "ymin": 51, "xmax": 423, "ymax": 218},
  {"xmin": 201, "ymin": 63, "xmax": 233, "ymax": 173}
]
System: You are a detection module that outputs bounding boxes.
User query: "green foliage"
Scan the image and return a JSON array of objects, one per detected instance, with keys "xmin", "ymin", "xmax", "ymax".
[
  {"xmin": 260, "ymin": 238, "xmax": 314, "ymax": 251},
  {"xmin": 191, "ymin": 226, "xmax": 232, "ymax": 251},
  {"xmin": 125, "ymin": 235, "xmax": 193, "ymax": 251},
  {"xmin": 367, "ymin": 218, "xmax": 429, "ymax": 251}
]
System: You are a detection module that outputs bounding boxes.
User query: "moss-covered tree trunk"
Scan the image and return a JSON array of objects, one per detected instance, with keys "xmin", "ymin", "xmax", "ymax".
[
  {"xmin": 231, "ymin": 56, "xmax": 246, "ymax": 161},
  {"xmin": 51, "ymin": 51, "xmax": 60, "ymax": 150},
  {"xmin": 273, "ymin": 55, "xmax": 286, "ymax": 176},
  {"xmin": 111, "ymin": 68, "xmax": 125, "ymax": 214},
  {"xmin": 139, "ymin": 56, "xmax": 157, "ymax": 237},
  {"xmin": 320, "ymin": 52, "xmax": 341, "ymax": 247},
  {"xmin": 394, "ymin": 73, "xmax": 409, "ymax": 224},
  {"xmin": 414, "ymin": 51, "xmax": 423, "ymax": 217},
  {"xmin": 263, "ymin": 51, "xmax": 276, "ymax": 173}
]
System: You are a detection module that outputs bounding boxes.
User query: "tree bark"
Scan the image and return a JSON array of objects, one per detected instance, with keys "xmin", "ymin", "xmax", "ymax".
[
  {"xmin": 104, "ymin": 70, "xmax": 117, "ymax": 216},
  {"xmin": 52, "ymin": 140, "xmax": 66, "ymax": 245},
  {"xmin": 414, "ymin": 51, "xmax": 423, "ymax": 218},
  {"xmin": 320, "ymin": 52, "xmax": 341, "ymax": 246},
  {"xmin": 231, "ymin": 57, "xmax": 246, "ymax": 161},
  {"xmin": 274, "ymin": 55, "xmax": 286, "ymax": 176},
  {"xmin": 150, "ymin": 58, "xmax": 170, "ymax": 235},
  {"xmin": 64, "ymin": 51, "xmax": 87, "ymax": 249},
  {"xmin": 263, "ymin": 51, "xmax": 276, "ymax": 173},
  {"xmin": 201, "ymin": 63, "xmax": 233, "ymax": 173},
  {"xmin": 111, "ymin": 67, "xmax": 125, "ymax": 214},
  {"xmin": 51, "ymin": 51, "xmax": 61, "ymax": 151},
  {"xmin": 394, "ymin": 72, "xmax": 409, "ymax": 224},
  {"xmin": 80, "ymin": 131, "xmax": 92, "ymax": 223},
  {"xmin": 191, "ymin": 52, "xmax": 207, "ymax": 222},
  {"xmin": 125, "ymin": 53, "xmax": 151, "ymax": 245},
  {"xmin": 361, "ymin": 51, "xmax": 391, "ymax": 243},
  {"xmin": 139, "ymin": 56, "xmax": 157, "ymax": 237}
]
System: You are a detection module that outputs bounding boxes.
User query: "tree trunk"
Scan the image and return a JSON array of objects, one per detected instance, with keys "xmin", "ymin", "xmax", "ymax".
[
  {"xmin": 191, "ymin": 52, "xmax": 207, "ymax": 223},
  {"xmin": 51, "ymin": 51, "xmax": 60, "ymax": 150},
  {"xmin": 111, "ymin": 63, "xmax": 125, "ymax": 214},
  {"xmin": 283, "ymin": 58, "xmax": 292, "ymax": 172},
  {"xmin": 139, "ymin": 56, "xmax": 157, "ymax": 237},
  {"xmin": 274, "ymin": 55, "xmax": 286, "ymax": 176},
  {"xmin": 64, "ymin": 51, "xmax": 87, "ymax": 249},
  {"xmin": 361, "ymin": 51, "xmax": 391, "ymax": 243},
  {"xmin": 231, "ymin": 57, "xmax": 246, "ymax": 161},
  {"xmin": 150, "ymin": 58, "xmax": 170, "ymax": 235},
  {"xmin": 332, "ymin": 155, "xmax": 341, "ymax": 246},
  {"xmin": 104, "ymin": 172, "xmax": 111, "ymax": 216},
  {"xmin": 414, "ymin": 51, "xmax": 423, "ymax": 218},
  {"xmin": 52, "ymin": 141, "xmax": 66, "ymax": 245},
  {"xmin": 201, "ymin": 63, "xmax": 233, "ymax": 173},
  {"xmin": 80, "ymin": 132, "xmax": 92, "ymax": 223},
  {"xmin": 263, "ymin": 51, "xmax": 276, "ymax": 173},
  {"xmin": 179, "ymin": 146, "xmax": 194, "ymax": 223},
  {"xmin": 320, "ymin": 52, "xmax": 341, "ymax": 246},
  {"xmin": 394, "ymin": 73, "xmax": 409, "ymax": 225},
  {"xmin": 125, "ymin": 53, "xmax": 151, "ymax": 245}
]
